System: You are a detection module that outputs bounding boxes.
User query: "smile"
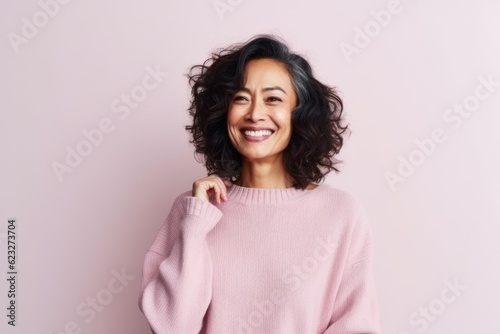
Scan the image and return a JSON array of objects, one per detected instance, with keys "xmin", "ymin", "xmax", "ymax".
[
  {"xmin": 241, "ymin": 129, "xmax": 274, "ymax": 142},
  {"xmin": 242, "ymin": 130, "xmax": 274, "ymax": 137}
]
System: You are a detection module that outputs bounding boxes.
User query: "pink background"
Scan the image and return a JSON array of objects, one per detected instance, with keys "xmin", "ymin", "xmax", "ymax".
[{"xmin": 2, "ymin": 0, "xmax": 499, "ymax": 333}]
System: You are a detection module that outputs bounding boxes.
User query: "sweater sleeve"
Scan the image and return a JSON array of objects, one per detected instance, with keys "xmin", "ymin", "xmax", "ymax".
[
  {"xmin": 323, "ymin": 199, "xmax": 381, "ymax": 334},
  {"xmin": 138, "ymin": 194, "xmax": 223, "ymax": 334}
]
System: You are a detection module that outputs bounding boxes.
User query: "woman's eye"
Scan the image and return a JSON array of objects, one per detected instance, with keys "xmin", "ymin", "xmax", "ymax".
[
  {"xmin": 233, "ymin": 96, "xmax": 248, "ymax": 102},
  {"xmin": 267, "ymin": 96, "xmax": 282, "ymax": 102}
]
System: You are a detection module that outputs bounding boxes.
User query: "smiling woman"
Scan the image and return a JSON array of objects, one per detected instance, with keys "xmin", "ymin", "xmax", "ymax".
[
  {"xmin": 138, "ymin": 35, "xmax": 381, "ymax": 333},
  {"xmin": 184, "ymin": 35, "xmax": 350, "ymax": 192},
  {"xmin": 227, "ymin": 58, "xmax": 298, "ymax": 187}
]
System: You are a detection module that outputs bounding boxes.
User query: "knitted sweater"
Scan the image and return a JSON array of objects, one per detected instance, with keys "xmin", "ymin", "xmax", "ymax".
[{"xmin": 138, "ymin": 183, "xmax": 381, "ymax": 333}]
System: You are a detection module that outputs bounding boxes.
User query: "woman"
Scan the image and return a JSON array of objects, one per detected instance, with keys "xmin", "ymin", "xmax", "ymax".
[{"xmin": 138, "ymin": 35, "xmax": 381, "ymax": 333}]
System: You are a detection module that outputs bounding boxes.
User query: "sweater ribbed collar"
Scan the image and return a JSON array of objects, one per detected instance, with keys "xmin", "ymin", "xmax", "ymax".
[{"xmin": 226, "ymin": 183, "xmax": 322, "ymax": 205}]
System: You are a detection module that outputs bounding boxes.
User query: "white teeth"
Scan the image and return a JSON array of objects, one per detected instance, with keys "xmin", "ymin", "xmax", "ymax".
[{"xmin": 242, "ymin": 130, "xmax": 273, "ymax": 137}]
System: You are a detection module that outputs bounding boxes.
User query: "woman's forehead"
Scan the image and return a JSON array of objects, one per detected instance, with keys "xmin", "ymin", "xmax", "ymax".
[{"xmin": 241, "ymin": 59, "xmax": 293, "ymax": 91}]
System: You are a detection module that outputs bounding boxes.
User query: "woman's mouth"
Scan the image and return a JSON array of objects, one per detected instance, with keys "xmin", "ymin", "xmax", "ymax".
[{"xmin": 241, "ymin": 129, "xmax": 274, "ymax": 142}]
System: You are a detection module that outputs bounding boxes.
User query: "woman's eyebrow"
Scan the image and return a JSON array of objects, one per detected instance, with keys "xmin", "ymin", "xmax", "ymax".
[
  {"xmin": 239, "ymin": 86, "xmax": 287, "ymax": 95},
  {"xmin": 263, "ymin": 86, "xmax": 287, "ymax": 95}
]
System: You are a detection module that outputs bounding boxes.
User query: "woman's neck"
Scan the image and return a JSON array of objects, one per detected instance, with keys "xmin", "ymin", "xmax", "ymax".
[
  {"xmin": 234, "ymin": 176, "xmax": 294, "ymax": 189},
  {"xmin": 234, "ymin": 160, "xmax": 294, "ymax": 189}
]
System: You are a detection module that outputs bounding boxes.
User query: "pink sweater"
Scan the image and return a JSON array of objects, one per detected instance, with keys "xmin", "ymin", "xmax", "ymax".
[{"xmin": 138, "ymin": 183, "xmax": 381, "ymax": 333}]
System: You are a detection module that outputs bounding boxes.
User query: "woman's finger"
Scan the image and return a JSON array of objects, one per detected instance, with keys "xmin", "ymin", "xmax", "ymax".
[{"xmin": 192, "ymin": 175, "xmax": 232, "ymax": 204}]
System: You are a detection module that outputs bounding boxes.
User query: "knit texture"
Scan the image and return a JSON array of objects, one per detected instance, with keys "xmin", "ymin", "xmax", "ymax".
[{"xmin": 138, "ymin": 183, "xmax": 381, "ymax": 333}]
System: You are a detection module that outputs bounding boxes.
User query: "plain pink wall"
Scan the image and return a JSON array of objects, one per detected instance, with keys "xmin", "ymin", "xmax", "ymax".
[{"xmin": 2, "ymin": 0, "xmax": 500, "ymax": 333}]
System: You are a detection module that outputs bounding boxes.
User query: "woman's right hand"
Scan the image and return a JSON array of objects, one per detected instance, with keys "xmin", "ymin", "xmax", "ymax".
[{"xmin": 192, "ymin": 175, "xmax": 233, "ymax": 205}]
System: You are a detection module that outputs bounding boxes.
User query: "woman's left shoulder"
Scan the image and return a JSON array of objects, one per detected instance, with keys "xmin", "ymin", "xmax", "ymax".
[{"xmin": 313, "ymin": 183, "xmax": 366, "ymax": 211}]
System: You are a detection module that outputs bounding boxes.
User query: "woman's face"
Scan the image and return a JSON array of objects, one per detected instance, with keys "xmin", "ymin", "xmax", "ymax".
[{"xmin": 227, "ymin": 58, "xmax": 298, "ymax": 164}]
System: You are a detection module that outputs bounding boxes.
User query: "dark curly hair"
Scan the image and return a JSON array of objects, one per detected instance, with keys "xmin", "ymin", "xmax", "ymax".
[{"xmin": 185, "ymin": 35, "xmax": 349, "ymax": 189}]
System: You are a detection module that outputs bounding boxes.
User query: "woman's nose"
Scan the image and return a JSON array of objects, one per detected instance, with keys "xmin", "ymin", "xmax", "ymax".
[{"xmin": 245, "ymin": 100, "xmax": 265, "ymax": 122}]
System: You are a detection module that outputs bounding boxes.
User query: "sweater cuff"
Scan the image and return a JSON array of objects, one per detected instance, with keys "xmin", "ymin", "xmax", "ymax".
[{"xmin": 182, "ymin": 196, "xmax": 223, "ymax": 235}]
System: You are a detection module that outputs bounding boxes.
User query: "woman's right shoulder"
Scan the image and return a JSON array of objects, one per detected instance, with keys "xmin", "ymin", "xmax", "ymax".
[
  {"xmin": 176, "ymin": 189, "xmax": 193, "ymax": 201},
  {"xmin": 165, "ymin": 189, "xmax": 223, "ymax": 234},
  {"xmin": 168, "ymin": 189, "xmax": 193, "ymax": 211}
]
